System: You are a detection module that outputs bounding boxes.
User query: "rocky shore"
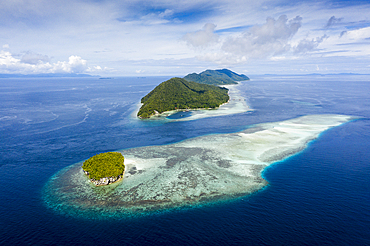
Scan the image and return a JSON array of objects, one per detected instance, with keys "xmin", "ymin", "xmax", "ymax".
[{"xmin": 83, "ymin": 170, "xmax": 124, "ymax": 186}]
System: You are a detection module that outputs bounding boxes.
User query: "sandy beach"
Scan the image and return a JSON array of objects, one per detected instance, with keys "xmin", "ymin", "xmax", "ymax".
[
  {"xmin": 45, "ymin": 114, "xmax": 354, "ymax": 213},
  {"xmin": 133, "ymin": 82, "xmax": 252, "ymax": 122}
]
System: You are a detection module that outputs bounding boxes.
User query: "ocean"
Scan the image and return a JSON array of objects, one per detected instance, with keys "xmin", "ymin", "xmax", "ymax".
[{"xmin": 0, "ymin": 75, "xmax": 369, "ymax": 245}]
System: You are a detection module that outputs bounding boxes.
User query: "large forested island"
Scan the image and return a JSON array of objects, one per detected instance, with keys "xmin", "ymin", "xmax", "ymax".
[
  {"xmin": 184, "ymin": 68, "xmax": 249, "ymax": 85},
  {"xmin": 82, "ymin": 152, "xmax": 125, "ymax": 186},
  {"xmin": 137, "ymin": 69, "xmax": 249, "ymax": 119},
  {"xmin": 137, "ymin": 77, "xmax": 229, "ymax": 119}
]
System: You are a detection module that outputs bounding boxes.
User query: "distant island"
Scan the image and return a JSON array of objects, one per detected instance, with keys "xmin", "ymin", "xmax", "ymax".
[
  {"xmin": 82, "ymin": 152, "xmax": 125, "ymax": 186},
  {"xmin": 184, "ymin": 68, "xmax": 249, "ymax": 85},
  {"xmin": 137, "ymin": 69, "xmax": 249, "ymax": 119}
]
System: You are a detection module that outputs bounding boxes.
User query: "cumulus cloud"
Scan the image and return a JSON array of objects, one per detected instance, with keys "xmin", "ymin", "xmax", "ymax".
[
  {"xmin": 21, "ymin": 51, "xmax": 51, "ymax": 65},
  {"xmin": 0, "ymin": 51, "xmax": 105, "ymax": 74},
  {"xmin": 52, "ymin": 55, "xmax": 88, "ymax": 73},
  {"xmin": 221, "ymin": 15, "xmax": 302, "ymax": 59},
  {"xmin": 195, "ymin": 15, "xmax": 331, "ymax": 65},
  {"xmin": 183, "ymin": 23, "xmax": 219, "ymax": 47},
  {"xmin": 294, "ymin": 35, "xmax": 328, "ymax": 54},
  {"xmin": 325, "ymin": 16, "xmax": 343, "ymax": 28},
  {"xmin": 0, "ymin": 50, "xmax": 20, "ymax": 68}
]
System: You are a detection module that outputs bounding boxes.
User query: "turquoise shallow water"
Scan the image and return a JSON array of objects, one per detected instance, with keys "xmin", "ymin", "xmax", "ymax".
[
  {"xmin": 43, "ymin": 114, "xmax": 353, "ymax": 218},
  {"xmin": 0, "ymin": 75, "xmax": 369, "ymax": 245}
]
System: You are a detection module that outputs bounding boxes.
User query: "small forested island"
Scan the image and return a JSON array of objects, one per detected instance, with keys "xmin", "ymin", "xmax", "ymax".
[
  {"xmin": 137, "ymin": 69, "xmax": 249, "ymax": 119},
  {"xmin": 137, "ymin": 77, "xmax": 229, "ymax": 119},
  {"xmin": 183, "ymin": 68, "xmax": 249, "ymax": 85},
  {"xmin": 82, "ymin": 152, "xmax": 125, "ymax": 186}
]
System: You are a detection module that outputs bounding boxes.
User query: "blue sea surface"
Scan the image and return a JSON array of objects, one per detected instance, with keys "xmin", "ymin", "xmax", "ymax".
[
  {"xmin": 0, "ymin": 75, "xmax": 369, "ymax": 245},
  {"xmin": 167, "ymin": 110, "xmax": 193, "ymax": 119}
]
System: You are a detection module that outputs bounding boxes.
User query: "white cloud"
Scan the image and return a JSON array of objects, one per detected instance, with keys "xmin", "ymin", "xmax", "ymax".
[
  {"xmin": 294, "ymin": 35, "xmax": 328, "ymax": 54},
  {"xmin": 325, "ymin": 16, "xmax": 343, "ymax": 28},
  {"xmin": 0, "ymin": 51, "xmax": 105, "ymax": 74},
  {"xmin": 21, "ymin": 51, "xmax": 51, "ymax": 65},
  {"xmin": 0, "ymin": 50, "xmax": 20, "ymax": 66},
  {"xmin": 139, "ymin": 9, "xmax": 175, "ymax": 25},
  {"xmin": 317, "ymin": 26, "xmax": 370, "ymax": 57},
  {"xmin": 52, "ymin": 55, "xmax": 87, "ymax": 73},
  {"xmin": 221, "ymin": 15, "xmax": 302, "ymax": 59},
  {"xmin": 1, "ymin": 0, "xmax": 370, "ymax": 75},
  {"xmin": 183, "ymin": 23, "xmax": 219, "ymax": 47},
  {"xmin": 158, "ymin": 9, "xmax": 175, "ymax": 19},
  {"xmin": 343, "ymin": 26, "xmax": 370, "ymax": 40},
  {"xmin": 196, "ymin": 15, "xmax": 306, "ymax": 64}
]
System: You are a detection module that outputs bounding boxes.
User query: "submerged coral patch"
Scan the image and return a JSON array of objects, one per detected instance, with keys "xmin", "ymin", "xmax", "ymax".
[{"xmin": 43, "ymin": 114, "xmax": 353, "ymax": 218}]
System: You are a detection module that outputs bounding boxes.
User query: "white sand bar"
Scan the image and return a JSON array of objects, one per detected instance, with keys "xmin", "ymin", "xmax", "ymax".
[
  {"xmin": 173, "ymin": 84, "xmax": 251, "ymax": 121},
  {"xmin": 44, "ymin": 114, "xmax": 354, "ymax": 214}
]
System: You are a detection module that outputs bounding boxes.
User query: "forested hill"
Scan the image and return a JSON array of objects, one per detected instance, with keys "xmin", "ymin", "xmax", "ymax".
[
  {"xmin": 183, "ymin": 69, "xmax": 249, "ymax": 85},
  {"xmin": 137, "ymin": 77, "xmax": 229, "ymax": 119}
]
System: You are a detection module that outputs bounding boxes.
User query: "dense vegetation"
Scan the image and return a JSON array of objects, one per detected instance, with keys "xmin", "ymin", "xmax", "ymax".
[
  {"xmin": 82, "ymin": 152, "xmax": 125, "ymax": 180},
  {"xmin": 183, "ymin": 69, "xmax": 249, "ymax": 85},
  {"xmin": 137, "ymin": 77, "xmax": 229, "ymax": 119}
]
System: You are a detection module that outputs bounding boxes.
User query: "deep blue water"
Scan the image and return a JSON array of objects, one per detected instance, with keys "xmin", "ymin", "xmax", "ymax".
[{"xmin": 0, "ymin": 75, "xmax": 369, "ymax": 245}]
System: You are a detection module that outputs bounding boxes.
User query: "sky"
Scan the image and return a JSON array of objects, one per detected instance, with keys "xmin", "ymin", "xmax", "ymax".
[{"xmin": 1, "ymin": 0, "xmax": 370, "ymax": 76}]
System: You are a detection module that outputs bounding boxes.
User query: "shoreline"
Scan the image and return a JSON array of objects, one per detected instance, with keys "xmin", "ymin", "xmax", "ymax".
[
  {"xmin": 84, "ymin": 169, "xmax": 125, "ymax": 186},
  {"xmin": 44, "ymin": 114, "xmax": 355, "ymax": 215},
  {"xmin": 135, "ymin": 82, "xmax": 252, "ymax": 121}
]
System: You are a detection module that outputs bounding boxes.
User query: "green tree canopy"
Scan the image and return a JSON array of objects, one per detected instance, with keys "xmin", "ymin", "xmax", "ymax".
[
  {"xmin": 137, "ymin": 77, "xmax": 229, "ymax": 119},
  {"xmin": 82, "ymin": 152, "xmax": 124, "ymax": 180}
]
